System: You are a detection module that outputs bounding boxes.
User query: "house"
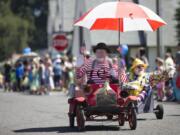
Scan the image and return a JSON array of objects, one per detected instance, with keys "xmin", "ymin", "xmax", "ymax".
[{"xmin": 48, "ymin": 0, "xmax": 179, "ymax": 70}]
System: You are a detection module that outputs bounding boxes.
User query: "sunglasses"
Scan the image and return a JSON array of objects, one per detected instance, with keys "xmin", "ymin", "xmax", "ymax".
[{"xmin": 136, "ymin": 65, "xmax": 144, "ymax": 69}]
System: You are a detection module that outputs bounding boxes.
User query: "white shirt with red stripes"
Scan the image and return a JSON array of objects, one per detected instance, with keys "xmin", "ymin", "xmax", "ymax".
[{"xmin": 76, "ymin": 58, "xmax": 127, "ymax": 84}]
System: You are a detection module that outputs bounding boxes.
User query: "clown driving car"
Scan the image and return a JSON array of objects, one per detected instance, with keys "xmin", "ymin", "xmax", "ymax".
[
  {"xmin": 127, "ymin": 58, "xmax": 150, "ymax": 102},
  {"xmin": 68, "ymin": 43, "xmax": 165, "ymax": 131},
  {"xmin": 122, "ymin": 58, "xmax": 167, "ymax": 116}
]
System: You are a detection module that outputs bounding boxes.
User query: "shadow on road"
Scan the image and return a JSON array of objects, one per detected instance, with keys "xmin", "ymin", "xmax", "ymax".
[
  {"xmin": 137, "ymin": 118, "xmax": 158, "ymax": 121},
  {"xmin": 59, "ymin": 125, "xmax": 123, "ymax": 133},
  {"xmin": 14, "ymin": 125, "xmax": 130, "ymax": 133},
  {"xmin": 14, "ymin": 126, "xmax": 61, "ymax": 133},
  {"xmin": 13, "ymin": 118, "xmax": 160, "ymax": 133},
  {"xmin": 137, "ymin": 118, "xmax": 147, "ymax": 121},
  {"xmin": 166, "ymin": 114, "xmax": 180, "ymax": 117}
]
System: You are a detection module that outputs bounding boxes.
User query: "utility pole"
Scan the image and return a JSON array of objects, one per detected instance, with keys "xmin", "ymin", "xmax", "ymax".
[
  {"xmin": 72, "ymin": 0, "xmax": 91, "ymax": 56},
  {"xmin": 59, "ymin": 0, "xmax": 64, "ymax": 31},
  {"xmin": 156, "ymin": 0, "xmax": 164, "ymax": 57},
  {"xmin": 156, "ymin": 0, "xmax": 160, "ymax": 57}
]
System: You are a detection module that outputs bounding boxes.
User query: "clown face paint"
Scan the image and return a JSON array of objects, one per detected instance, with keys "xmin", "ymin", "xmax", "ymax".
[{"xmin": 134, "ymin": 65, "xmax": 145, "ymax": 75}]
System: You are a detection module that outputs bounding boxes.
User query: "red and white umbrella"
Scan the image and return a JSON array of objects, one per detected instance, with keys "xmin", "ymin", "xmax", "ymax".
[{"xmin": 74, "ymin": 1, "xmax": 166, "ymax": 32}]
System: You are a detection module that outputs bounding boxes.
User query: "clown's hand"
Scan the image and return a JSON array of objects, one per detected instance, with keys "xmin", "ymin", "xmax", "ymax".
[{"xmin": 76, "ymin": 55, "xmax": 85, "ymax": 68}]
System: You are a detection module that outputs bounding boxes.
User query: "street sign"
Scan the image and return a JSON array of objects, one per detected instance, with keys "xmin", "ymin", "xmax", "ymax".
[{"xmin": 53, "ymin": 34, "xmax": 68, "ymax": 52}]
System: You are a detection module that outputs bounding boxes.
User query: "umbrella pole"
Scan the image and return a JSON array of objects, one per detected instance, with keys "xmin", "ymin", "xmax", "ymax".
[
  {"xmin": 118, "ymin": 0, "xmax": 120, "ymax": 46},
  {"xmin": 118, "ymin": 19, "xmax": 120, "ymax": 46}
]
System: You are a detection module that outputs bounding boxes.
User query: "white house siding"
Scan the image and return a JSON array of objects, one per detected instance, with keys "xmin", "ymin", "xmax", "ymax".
[
  {"xmin": 63, "ymin": 0, "xmax": 75, "ymax": 31},
  {"xmin": 48, "ymin": 0, "xmax": 179, "ymax": 70},
  {"xmin": 48, "ymin": 0, "xmax": 180, "ymax": 46},
  {"xmin": 161, "ymin": 0, "xmax": 179, "ymax": 47}
]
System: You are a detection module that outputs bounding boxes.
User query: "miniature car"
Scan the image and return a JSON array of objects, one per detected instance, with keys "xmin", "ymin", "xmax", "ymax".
[{"xmin": 68, "ymin": 81, "xmax": 138, "ymax": 131}]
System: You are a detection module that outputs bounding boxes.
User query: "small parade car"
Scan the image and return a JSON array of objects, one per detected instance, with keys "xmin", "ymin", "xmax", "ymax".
[
  {"xmin": 121, "ymin": 69, "xmax": 169, "ymax": 120},
  {"xmin": 68, "ymin": 71, "xmax": 166, "ymax": 131},
  {"xmin": 121, "ymin": 81, "xmax": 164, "ymax": 119},
  {"xmin": 68, "ymin": 81, "xmax": 139, "ymax": 131}
]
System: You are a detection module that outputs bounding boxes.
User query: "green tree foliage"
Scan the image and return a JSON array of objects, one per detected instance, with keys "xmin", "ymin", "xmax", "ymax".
[
  {"xmin": 11, "ymin": 0, "xmax": 48, "ymax": 50},
  {"xmin": 0, "ymin": 0, "xmax": 30, "ymax": 61},
  {"xmin": 175, "ymin": 2, "xmax": 180, "ymax": 45},
  {"xmin": 0, "ymin": 0, "xmax": 48, "ymax": 61}
]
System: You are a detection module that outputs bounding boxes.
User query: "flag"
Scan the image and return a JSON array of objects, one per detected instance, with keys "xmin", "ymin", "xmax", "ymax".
[{"xmin": 119, "ymin": 68, "xmax": 128, "ymax": 83}]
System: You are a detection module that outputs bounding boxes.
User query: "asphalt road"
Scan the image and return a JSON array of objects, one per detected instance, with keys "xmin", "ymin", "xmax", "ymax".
[{"xmin": 0, "ymin": 89, "xmax": 180, "ymax": 135}]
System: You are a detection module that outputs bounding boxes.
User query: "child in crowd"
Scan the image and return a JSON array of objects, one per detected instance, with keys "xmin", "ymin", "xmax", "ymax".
[
  {"xmin": 0, "ymin": 72, "xmax": 3, "ymax": 88},
  {"xmin": 155, "ymin": 57, "xmax": 166, "ymax": 101}
]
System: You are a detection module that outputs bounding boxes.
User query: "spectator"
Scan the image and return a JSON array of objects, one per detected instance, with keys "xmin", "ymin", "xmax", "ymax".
[
  {"xmin": 22, "ymin": 60, "xmax": 30, "ymax": 91},
  {"xmin": 10, "ymin": 68, "xmax": 16, "ymax": 91},
  {"xmin": 128, "ymin": 56, "xmax": 136, "ymax": 71},
  {"xmin": 38, "ymin": 59, "xmax": 46, "ymax": 95},
  {"xmin": 164, "ymin": 53, "xmax": 176, "ymax": 101},
  {"xmin": 45, "ymin": 59, "xmax": 54, "ymax": 91},
  {"xmin": 53, "ymin": 59, "xmax": 62, "ymax": 88},
  {"xmin": 4, "ymin": 61, "xmax": 11, "ymax": 91},
  {"xmin": 137, "ymin": 47, "xmax": 149, "ymax": 67},
  {"xmin": 15, "ymin": 62, "xmax": 24, "ymax": 91},
  {"xmin": 84, "ymin": 51, "xmax": 92, "ymax": 62},
  {"xmin": 53, "ymin": 54, "xmax": 61, "ymax": 65},
  {"xmin": 155, "ymin": 57, "xmax": 165, "ymax": 101},
  {"xmin": 61, "ymin": 56, "xmax": 70, "ymax": 92},
  {"xmin": 67, "ymin": 56, "xmax": 75, "ymax": 88},
  {"xmin": 0, "ymin": 72, "xmax": 3, "ymax": 88},
  {"xmin": 173, "ymin": 51, "xmax": 180, "ymax": 101},
  {"xmin": 165, "ymin": 53, "xmax": 176, "ymax": 78},
  {"xmin": 30, "ymin": 60, "xmax": 39, "ymax": 94}
]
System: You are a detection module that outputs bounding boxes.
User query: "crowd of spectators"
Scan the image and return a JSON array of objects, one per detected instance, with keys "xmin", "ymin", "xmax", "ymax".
[
  {"xmin": 1, "ymin": 54, "xmax": 76, "ymax": 95},
  {"xmin": 0, "ymin": 47, "xmax": 179, "ymax": 102}
]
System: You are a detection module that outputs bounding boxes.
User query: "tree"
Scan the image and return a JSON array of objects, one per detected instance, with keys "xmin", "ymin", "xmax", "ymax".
[
  {"xmin": 0, "ymin": 0, "xmax": 48, "ymax": 61},
  {"xmin": 11, "ymin": 0, "xmax": 48, "ymax": 50},
  {"xmin": 175, "ymin": 2, "xmax": 180, "ymax": 45},
  {"xmin": 0, "ymin": 0, "xmax": 30, "ymax": 61}
]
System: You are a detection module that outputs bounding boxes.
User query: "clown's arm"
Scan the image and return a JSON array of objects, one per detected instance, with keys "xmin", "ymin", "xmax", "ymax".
[
  {"xmin": 136, "ymin": 90, "xmax": 148, "ymax": 101},
  {"xmin": 137, "ymin": 75, "xmax": 151, "ymax": 102},
  {"xmin": 75, "ymin": 56, "xmax": 91, "ymax": 85}
]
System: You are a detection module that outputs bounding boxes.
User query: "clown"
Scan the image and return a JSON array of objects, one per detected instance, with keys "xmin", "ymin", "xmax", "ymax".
[{"xmin": 127, "ymin": 58, "xmax": 150, "ymax": 102}]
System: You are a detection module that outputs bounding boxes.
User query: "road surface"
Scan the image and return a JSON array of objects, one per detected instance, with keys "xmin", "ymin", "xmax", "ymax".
[{"xmin": 0, "ymin": 90, "xmax": 180, "ymax": 135}]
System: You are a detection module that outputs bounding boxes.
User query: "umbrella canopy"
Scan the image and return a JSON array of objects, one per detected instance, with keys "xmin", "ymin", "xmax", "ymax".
[
  {"xmin": 15, "ymin": 52, "xmax": 39, "ymax": 64},
  {"xmin": 20, "ymin": 52, "xmax": 39, "ymax": 59},
  {"xmin": 74, "ymin": 1, "xmax": 166, "ymax": 32}
]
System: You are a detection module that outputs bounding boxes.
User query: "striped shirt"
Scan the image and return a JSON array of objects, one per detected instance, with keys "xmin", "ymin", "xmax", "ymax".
[{"xmin": 76, "ymin": 59, "xmax": 118, "ymax": 84}]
